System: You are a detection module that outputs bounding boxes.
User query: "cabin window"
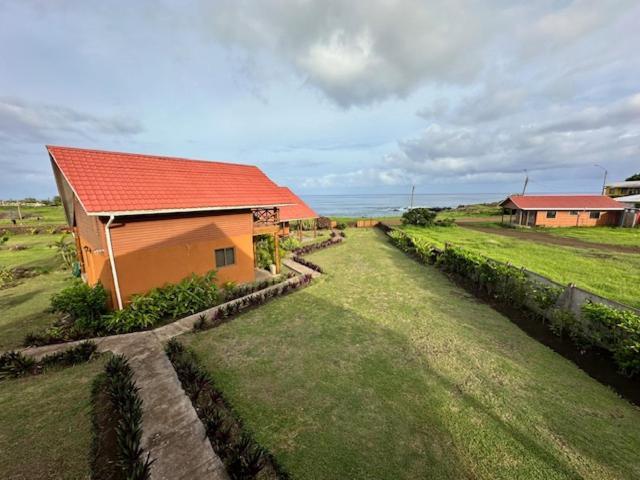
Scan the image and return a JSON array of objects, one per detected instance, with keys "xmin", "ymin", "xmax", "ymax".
[
  {"xmin": 569, "ymin": 210, "xmax": 579, "ymax": 216},
  {"xmin": 589, "ymin": 211, "xmax": 600, "ymax": 219},
  {"xmin": 546, "ymin": 211, "xmax": 557, "ymax": 219},
  {"xmin": 215, "ymin": 247, "xmax": 235, "ymax": 267}
]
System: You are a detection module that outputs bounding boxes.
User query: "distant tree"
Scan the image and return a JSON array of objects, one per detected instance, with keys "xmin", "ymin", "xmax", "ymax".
[
  {"xmin": 52, "ymin": 195, "xmax": 62, "ymax": 206},
  {"xmin": 22, "ymin": 197, "xmax": 37, "ymax": 204},
  {"xmin": 401, "ymin": 208, "xmax": 437, "ymax": 226},
  {"xmin": 625, "ymin": 173, "xmax": 640, "ymax": 181}
]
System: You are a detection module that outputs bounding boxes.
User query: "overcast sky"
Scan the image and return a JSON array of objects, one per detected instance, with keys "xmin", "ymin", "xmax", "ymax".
[{"xmin": 1, "ymin": 0, "xmax": 639, "ymax": 198}]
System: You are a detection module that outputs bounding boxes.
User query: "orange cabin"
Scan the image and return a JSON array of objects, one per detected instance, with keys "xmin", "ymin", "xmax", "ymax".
[{"xmin": 48, "ymin": 145, "xmax": 310, "ymax": 310}]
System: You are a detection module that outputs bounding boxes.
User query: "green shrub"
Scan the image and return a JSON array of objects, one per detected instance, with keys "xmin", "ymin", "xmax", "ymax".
[
  {"xmin": 548, "ymin": 308, "xmax": 577, "ymax": 338},
  {"xmin": 401, "ymin": 208, "xmax": 437, "ymax": 226},
  {"xmin": 255, "ymin": 235, "xmax": 275, "ymax": 269},
  {"xmin": 280, "ymin": 236, "xmax": 301, "ymax": 252},
  {"xmin": 104, "ymin": 271, "xmax": 219, "ymax": 333},
  {"xmin": 582, "ymin": 302, "xmax": 640, "ymax": 376},
  {"xmin": 51, "ymin": 281, "xmax": 108, "ymax": 331},
  {"xmin": 335, "ymin": 222, "xmax": 347, "ymax": 230}
]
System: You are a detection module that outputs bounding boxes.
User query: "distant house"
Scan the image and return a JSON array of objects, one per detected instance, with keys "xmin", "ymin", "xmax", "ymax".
[
  {"xmin": 499, "ymin": 195, "xmax": 624, "ymax": 227},
  {"xmin": 614, "ymin": 195, "xmax": 640, "ymax": 227},
  {"xmin": 604, "ymin": 181, "xmax": 640, "ymax": 198},
  {"xmin": 48, "ymin": 145, "xmax": 296, "ymax": 310},
  {"xmin": 277, "ymin": 187, "xmax": 318, "ymax": 238}
]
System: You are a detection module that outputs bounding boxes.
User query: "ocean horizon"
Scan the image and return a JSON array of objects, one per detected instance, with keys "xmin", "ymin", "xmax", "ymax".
[{"xmin": 300, "ymin": 193, "xmax": 507, "ymax": 217}]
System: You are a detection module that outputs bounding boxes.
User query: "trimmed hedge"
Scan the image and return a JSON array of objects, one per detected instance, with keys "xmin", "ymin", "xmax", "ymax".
[{"xmin": 166, "ymin": 340, "xmax": 290, "ymax": 479}]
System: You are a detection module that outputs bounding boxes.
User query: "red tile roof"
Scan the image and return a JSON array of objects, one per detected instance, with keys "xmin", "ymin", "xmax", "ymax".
[
  {"xmin": 47, "ymin": 146, "xmax": 293, "ymax": 215},
  {"xmin": 500, "ymin": 195, "xmax": 625, "ymax": 211},
  {"xmin": 277, "ymin": 187, "xmax": 318, "ymax": 221}
]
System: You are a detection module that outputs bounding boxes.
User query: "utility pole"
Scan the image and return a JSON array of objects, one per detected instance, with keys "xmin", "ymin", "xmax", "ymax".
[
  {"xmin": 410, "ymin": 185, "xmax": 415, "ymax": 209},
  {"xmin": 521, "ymin": 170, "xmax": 529, "ymax": 195},
  {"xmin": 594, "ymin": 164, "xmax": 608, "ymax": 195}
]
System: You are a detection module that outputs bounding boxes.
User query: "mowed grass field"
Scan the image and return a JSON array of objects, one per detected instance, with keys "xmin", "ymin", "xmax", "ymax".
[
  {"xmin": 185, "ymin": 229, "xmax": 640, "ymax": 480},
  {"xmin": 535, "ymin": 226, "xmax": 640, "ymax": 248},
  {"xmin": 0, "ymin": 230, "xmax": 75, "ymax": 351},
  {"xmin": 0, "ymin": 233, "xmax": 67, "ymax": 270},
  {"xmin": 403, "ymin": 225, "xmax": 640, "ymax": 308},
  {"xmin": 0, "ymin": 205, "xmax": 65, "ymax": 225},
  {"xmin": 0, "ymin": 359, "xmax": 104, "ymax": 479}
]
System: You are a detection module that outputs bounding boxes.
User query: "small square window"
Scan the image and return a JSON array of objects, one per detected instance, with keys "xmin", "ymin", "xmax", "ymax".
[
  {"xmin": 215, "ymin": 247, "xmax": 236, "ymax": 267},
  {"xmin": 569, "ymin": 210, "xmax": 579, "ymax": 216},
  {"xmin": 546, "ymin": 211, "xmax": 557, "ymax": 219},
  {"xmin": 589, "ymin": 211, "xmax": 600, "ymax": 219}
]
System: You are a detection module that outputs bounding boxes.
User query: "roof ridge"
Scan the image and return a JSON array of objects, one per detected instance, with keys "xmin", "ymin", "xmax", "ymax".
[{"xmin": 46, "ymin": 145, "xmax": 256, "ymax": 169}]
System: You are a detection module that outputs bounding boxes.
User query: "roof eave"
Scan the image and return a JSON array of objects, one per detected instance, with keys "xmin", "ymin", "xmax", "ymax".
[{"xmin": 86, "ymin": 203, "xmax": 295, "ymax": 217}]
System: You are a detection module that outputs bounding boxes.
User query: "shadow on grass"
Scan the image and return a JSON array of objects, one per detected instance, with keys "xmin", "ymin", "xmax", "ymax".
[{"xmin": 187, "ymin": 280, "xmax": 621, "ymax": 479}]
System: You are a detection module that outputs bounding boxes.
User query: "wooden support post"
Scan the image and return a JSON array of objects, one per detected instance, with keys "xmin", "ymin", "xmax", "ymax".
[
  {"xmin": 298, "ymin": 221, "xmax": 303, "ymax": 242},
  {"xmin": 273, "ymin": 232, "xmax": 281, "ymax": 274},
  {"xmin": 313, "ymin": 219, "xmax": 317, "ymax": 238},
  {"xmin": 253, "ymin": 239, "xmax": 257, "ymax": 267}
]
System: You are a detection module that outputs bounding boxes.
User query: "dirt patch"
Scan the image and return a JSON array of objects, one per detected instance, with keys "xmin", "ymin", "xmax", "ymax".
[{"xmin": 461, "ymin": 224, "xmax": 640, "ymax": 254}]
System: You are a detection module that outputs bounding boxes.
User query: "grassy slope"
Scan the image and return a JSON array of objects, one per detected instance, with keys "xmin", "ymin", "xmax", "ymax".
[
  {"xmin": 0, "ymin": 360, "xmax": 103, "ymax": 479},
  {"xmin": 535, "ymin": 226, "xmax": 640, "ymax": 247},
  {"xmin": 186, "ymin": 229, "xmax": 640, "ymax": 480},
  {"xmin": 0, "ymin": 233, "xmax": 66, "ymax": 270},
  {"xmin": 403, "ymin": 225, "xmax": 640, "ymax": 308},
  {"xmin": 0, "ymin": 271, "xmax": 72, "ymax": 351},
  {"xmin": 0, "ymin": 205, "xmax": 66, "ymax": 225}
]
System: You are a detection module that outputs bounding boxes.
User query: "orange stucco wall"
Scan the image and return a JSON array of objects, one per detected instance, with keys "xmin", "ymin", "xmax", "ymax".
[
  {"xmin": 509, "ymin": 209, "xmax": 621, "ymax": 227},
  {"xmin": 533, "ymin": 210, "xmax": 620, "ymax": 227},
  {"xmin": 108, "ymin": 211, "xmax": 256, "ymax": 305},
  {"xmin": 73, "ymin": 199, "xmax": 118, "ymax": 307}
]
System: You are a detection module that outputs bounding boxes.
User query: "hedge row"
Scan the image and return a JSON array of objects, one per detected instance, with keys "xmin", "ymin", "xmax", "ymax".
[
  {"xmin": 166, "ymin": 340, "xmax": 290, "ymax": 479},
  {"xmin": 292, "ymin": 237, "xmax": 342, "ymax": 255},
  {"xmin": 193, "ymin": 274, "xmax": 313, "ymax": 332},
  {"xmin": 386, "ymin": 227, "xmax": 640, "ymax": 376},
  {"xmin": 0, "ymin": 341, "xmax": 97, "ymax": 381},
  {"xmin": 292, "ymin": 255, "xmax": 323, "ymax": 273},
  {"xmin": 91, "ymin": 355, "xmax": 153, "ymax": 480}
]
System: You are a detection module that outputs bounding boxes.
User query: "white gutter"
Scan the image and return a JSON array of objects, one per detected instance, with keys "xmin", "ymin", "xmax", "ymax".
[{"xmin": 105, "ymin": 215, "xmax": 123, "ymax": 310}]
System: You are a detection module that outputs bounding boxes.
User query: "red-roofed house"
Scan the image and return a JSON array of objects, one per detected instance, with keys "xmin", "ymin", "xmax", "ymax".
[
  {"xmin": 499, "ymin": 195, "xmax": 624, "ymax": 228},
  {"xmin": 48, "ymin": 145, "xmax": 296, "ymax": 309},
  {"xmin": 276, "ymin": 187, "xmax": 318, "ymax": 237}
]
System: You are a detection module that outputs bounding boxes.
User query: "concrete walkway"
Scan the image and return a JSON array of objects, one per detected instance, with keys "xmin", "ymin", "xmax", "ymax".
[{"xmin": 15, "ymin": 242, "xmax": 341, "ymax": 479}]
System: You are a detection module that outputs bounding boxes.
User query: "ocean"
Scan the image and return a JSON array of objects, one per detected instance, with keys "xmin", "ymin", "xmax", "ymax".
[{"xmin": 300, "ymin": 193, "xmax": 506, "ymax": 218}]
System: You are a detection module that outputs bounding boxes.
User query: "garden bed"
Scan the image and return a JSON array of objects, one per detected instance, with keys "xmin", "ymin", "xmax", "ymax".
[
  {"xmin": 90, "ymin": 355, "xmax": 152, "ymax": 480},
  {"xmin": 166, "ymin": 340, "xmax": 289, "ymax": 479}
]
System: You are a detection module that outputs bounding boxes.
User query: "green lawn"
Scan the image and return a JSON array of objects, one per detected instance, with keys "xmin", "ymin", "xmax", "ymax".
[
  {"xmin": 0, "ymin": 359, "xmax": 103, "ymax": 479},
  {"xmin": 185, "ymin": 229, "xmax": 640, "ymax": 480},
  {"xmin": 535, "ymin": 226, "xmax": 640, "ymax": 248},
  {"xmin": 403, "ymin": 225, "xmax": 640, "ymax": 308},
  {"xmin": 0, "ymin": 233, "xmax": 68, "ymax": 270},
  {"xmin": 0, "ymin": 271, "xmax": 73, "ymax": 351},
  {"xmin": 0, "ymin": 205, "xmax": 66, "ymax": 225}
]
